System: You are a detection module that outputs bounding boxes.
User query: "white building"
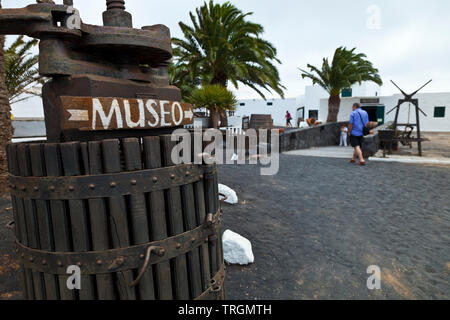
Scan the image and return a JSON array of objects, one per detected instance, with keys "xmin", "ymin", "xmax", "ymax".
[
  {"xmin": 319, "ymin": 92, "xmax": 450, "ymax": 132},
  {"xmin": 228, "ymin": 82, "xmax": 381, "ymax": 128},
  {"xmin": 228, "ymin": 81, "xmax": 449, "ymax": 132},
  {"xmin": 227, "ymin": 97, "xmax": 298, "ymax": 127}
]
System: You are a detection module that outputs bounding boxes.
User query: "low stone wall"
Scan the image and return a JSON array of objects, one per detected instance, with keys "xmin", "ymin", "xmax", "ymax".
[
  {"xmin": 280, "ymin": 122, "xmax": 347, "ymax": 152},
  {"xmin": 279, "ymin": 121, "xmax": 393, "ymax": 157},
  {"xmin": 361, "ymin": 122, "xmax": 393, "ymax": 158}
]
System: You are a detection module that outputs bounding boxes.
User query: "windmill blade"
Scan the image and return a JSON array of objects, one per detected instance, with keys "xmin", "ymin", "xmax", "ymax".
[
  {"xmin": 410, "ymin": 79, "xmax": 433, "ymax": 97},
  {"xmin": 418, "ymin": 107, "xmax": 428, "ymax": 117},
  {"xmin": 391, "ymin": 80, "xmax": 408, "ymax": 97},
  {"xmin": 387, "ymin": 102, "xmax": 401, "ymax": 115}
]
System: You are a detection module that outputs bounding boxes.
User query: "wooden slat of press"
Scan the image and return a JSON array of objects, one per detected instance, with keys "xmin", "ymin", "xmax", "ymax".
[
  {"xmin": 7, "ymin": 143, "xmax": 31, "ymax": 299},
  {"xmin": 160, "ymin": 135, "xmax": 190, "ymax": 300},
  {"xmin": 193, "ymin": 178, "xmax": 211, "ymax": 291},
  {"xmin": 212, "ymin": 170, "xmax": 225, "ymax": 299},
  {"xmin": 178, "ymin": 133, "xmax": 203, "ymax": 299},
  {"xmin": 86, "ymin": 141, "xmax": 116, "ymax": 300},
  {"xmin": 60, "ymin": 142, "xmax": 96, "ymax": 300},
  {"xmin": 142, "ymin": 136, "xmax": 173, "ymax": 300},
  {"xmin": 203, "ymin": 165, "xmax": 218, "ymax": 277},
  {"xmin": 191, "ymin": 132, "xmax": 212, "ymax": 292},
  {"xmin": 17, "ymin": 143, "xmax": 45, "ymax": 300},
  {"xmin": 44, "ymin": 143, "xmax": 76, "ymax": 300},
  {"xmin": 213, "ymin": 172, "xmax": 223, "ymax": 270},
  {"xmin": 79, "ymin": 143, "xmax": 90, "ymax": 176},
  {"xmin": 29, "ymin": 143, "xmax": 60, "ymax": 300},
  {"xmin": 122, "ymin": 138, "xmax": 156, "ymax": 300},
  {"xmin": 101, "ymin": 139, "xmax": 136, "ymax": 300}
]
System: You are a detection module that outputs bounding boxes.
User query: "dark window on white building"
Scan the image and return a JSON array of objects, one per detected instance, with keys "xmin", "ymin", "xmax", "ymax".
[
  {"xmin": 434, "ymin": 106, "xmax": 446, "ymax": 118},
  {"xmin": 240, "ymin": 103, "xmax": 246, "ymax": 106},
  {"xmin": 228, "ymin": 111, "xmax": 235, "ymax": 117},
  {"xmin": 309, "ymin": 110, "xmax": 319, "ymax": 119},
  {"xmin": 267, "ymin": 102, "xmax": 273, "ymax": 106}
]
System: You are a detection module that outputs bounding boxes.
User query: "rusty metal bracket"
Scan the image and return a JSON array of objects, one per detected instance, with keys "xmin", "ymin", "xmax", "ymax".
[
  {"xmin": 16, "ymin": 208, "xmax": 222, "ymax": 275},
  {"xmin": 195, "ymin": 263, "xmax": 226, "ymax": 300},
  {"xmin": 129, "ymin": 246, "xmax": 164, "ymax": 287},
  {"xmin": 9, "ymin": 163, "xmax": 216, "ymax": 200},
  {"xmin": 219, "ymin": 193, "xmax": 228, "ymax": 204}
]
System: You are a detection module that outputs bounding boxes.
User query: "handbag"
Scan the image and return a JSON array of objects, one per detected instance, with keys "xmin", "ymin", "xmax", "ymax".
[{"xmin": 358, "ymin": 111, "xmax": 371, "ymax": 136}]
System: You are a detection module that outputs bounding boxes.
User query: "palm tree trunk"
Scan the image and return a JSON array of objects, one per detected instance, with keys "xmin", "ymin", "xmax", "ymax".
[
  {"xmin": 0, "ymin": 0, "xmax": 15, "ymax": 196},
  {"xmin": 210, "ymin": 75, "xmax": 227, "ymax": 87},
  {"xmin": 210, "ymin": 75, "xmax": 228, "ymax": 128},
  {"xmin": 327, "ymin": 94, "xmax": 341, "ymax": 123},
  {"xmin": 208, "ymin": 107, "xmax": 220, "ymax": 129}
]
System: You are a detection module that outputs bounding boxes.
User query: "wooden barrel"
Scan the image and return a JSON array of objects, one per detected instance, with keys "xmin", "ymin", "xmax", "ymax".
[
  {"xmin": 249, "ymin": 114, "xmax": 273, "ymax": 130},
  {"xmin": 6, "ymin": 135, "xmax": 225, "ymax": 300}
]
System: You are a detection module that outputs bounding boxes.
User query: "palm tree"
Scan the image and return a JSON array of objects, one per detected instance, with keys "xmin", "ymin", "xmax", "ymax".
[
  {"xmin": 168, "ymin": 61, "xmax": 200, "ymax": 102},
  {"xmin": 172, "ymin": 0, "xmax": 285, "ymax": 125},
  {"xmin": 5, "ymin": 35, "xmax": 42, "ymax": 105},
  {"xmin": 300, "ymin": 47, "xmax": 382, "ymax": 123},
  {"xmin": 0, "ymin": 0, "xmax": 15, "ymax": 195},
  {"xmin": 188, "ymin": 84, "xmax": 237, "ymax": 128}
]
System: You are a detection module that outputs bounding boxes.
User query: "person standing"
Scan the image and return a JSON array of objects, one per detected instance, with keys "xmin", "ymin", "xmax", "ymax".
[
  {"xmin": 340, "ymin": 124, "xmax": 348, "ymax": 147},
  {"xmin": 348, "ymin": 103, "xmax": 369, "ymax": 165},
  {"xmin": 285, "ymin": 111, "xmax": 293, "ymax": 128}
]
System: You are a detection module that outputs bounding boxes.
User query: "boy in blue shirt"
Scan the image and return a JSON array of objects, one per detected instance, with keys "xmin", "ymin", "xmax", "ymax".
[{"xmin": 348, "ymin": 103, "xmax": 369, "ymax": 165}]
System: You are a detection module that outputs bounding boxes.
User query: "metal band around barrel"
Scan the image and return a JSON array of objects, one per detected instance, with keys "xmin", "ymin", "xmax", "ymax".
[
  {"xmin": 9, "ymin": 163, "xmax": 217, "ymax": 200},
  {"xmin": 16, "ymin": 209, "xmax": 222, "ymax": 275},
  {"xmin": 195, "ymin": 263, "xmax": 226, "ymax": 301}
]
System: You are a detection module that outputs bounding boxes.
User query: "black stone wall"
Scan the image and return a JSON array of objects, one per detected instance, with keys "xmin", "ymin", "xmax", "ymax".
[{"xmin": 279, "ymin": 122, "xmax": 392, "ymax": 157}]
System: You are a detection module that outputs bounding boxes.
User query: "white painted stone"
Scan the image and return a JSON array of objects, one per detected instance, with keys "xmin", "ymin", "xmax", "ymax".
[
  {"xmin": 218, "ymin": 184, "xmax": 238, "ymax": 204},
  {"xmin": 222, "ymin": 230, "xmax": 254, "ymax": 265}
]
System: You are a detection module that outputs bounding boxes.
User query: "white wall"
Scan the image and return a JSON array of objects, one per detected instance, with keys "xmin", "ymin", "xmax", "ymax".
[
  {"xmin": 295, "ymin": 82, "xmax": 381, "ymax": 124},
  {"xmin": 228, "ymin": 98, "xmax": 298, "ymax": 127},
  {"xmin": 319, "ymin": 92, "xmax": 450, "ymax": 132}
]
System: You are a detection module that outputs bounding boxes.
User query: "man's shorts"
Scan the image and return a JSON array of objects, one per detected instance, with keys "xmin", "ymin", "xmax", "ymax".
[{"xmin": 350, "ymin": 135, "xmax": 363, "ymax": 148}]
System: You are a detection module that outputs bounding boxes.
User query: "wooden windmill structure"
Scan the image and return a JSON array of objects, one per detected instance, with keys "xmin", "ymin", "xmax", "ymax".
[{"xmin": 386, "ymin": 80, "xmax": 432, "ymax": 157}]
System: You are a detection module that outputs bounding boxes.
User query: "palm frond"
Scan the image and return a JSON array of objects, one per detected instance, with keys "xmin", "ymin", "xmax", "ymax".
[
  {"xmin": 171, "ymin": 0, "xmax": 284, "ymax": 99},
  {"xmin": 4, "ymin": 36, "xmax": 42, "ymax": 105}
]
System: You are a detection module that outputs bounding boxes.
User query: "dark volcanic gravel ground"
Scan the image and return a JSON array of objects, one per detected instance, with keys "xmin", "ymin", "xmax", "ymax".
[
  {"xmin": 219, "ymin": 154, "xmax": 450, "ymax": 300},
  {"xmin": 0, "ymin": 155, "xmax": 449, "ymax": 300}
]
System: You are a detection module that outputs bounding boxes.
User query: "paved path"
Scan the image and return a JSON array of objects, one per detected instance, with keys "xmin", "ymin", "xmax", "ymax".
[
  {"xmin": 220, "ymin": 154, "xmax": 450, "ymax": 300},
  {"xmin": 285, "ymin": 146, "xmax": 450, "ymax": 166}
]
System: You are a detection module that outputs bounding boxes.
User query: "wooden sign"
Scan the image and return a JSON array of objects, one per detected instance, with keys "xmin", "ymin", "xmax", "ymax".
[
  {"xmin": 61, "ymin": 96, "xmax": 194, "ymax": 131},
  {"xmin": 360, "ymin": 98, "xmax": 380, "ymax": 104}
]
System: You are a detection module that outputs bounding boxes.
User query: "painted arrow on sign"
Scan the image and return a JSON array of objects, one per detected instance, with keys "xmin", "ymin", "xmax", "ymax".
[
  {"xmin": 60, "ymin": 96, "xmax": 194, "ymax": 131},
  {"xmin": 184, "ymin": 109, "xmax": 194, "ymax": 120}
]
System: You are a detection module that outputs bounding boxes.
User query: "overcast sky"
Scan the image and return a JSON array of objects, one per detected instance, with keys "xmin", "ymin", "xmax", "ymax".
[{"xmin": 4, "ymin": 0, "xmax": 450, "ymax": 116}]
